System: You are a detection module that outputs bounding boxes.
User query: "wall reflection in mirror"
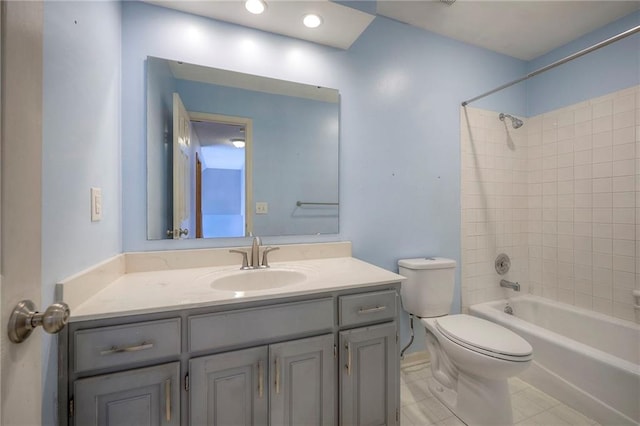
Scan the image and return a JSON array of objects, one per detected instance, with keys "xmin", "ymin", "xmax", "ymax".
[{"xmin": 146, "ymin": 57, "xmax": 340, "ymax": 240}]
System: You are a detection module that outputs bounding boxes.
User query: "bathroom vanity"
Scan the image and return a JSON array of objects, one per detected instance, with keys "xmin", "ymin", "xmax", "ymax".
[{"xmin": 57, "ymin": 243, "xmax": 403, "ymax": 426}]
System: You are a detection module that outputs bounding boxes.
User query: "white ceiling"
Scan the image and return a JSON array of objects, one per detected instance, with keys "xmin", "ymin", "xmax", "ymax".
[
  {"xmin": 192, "ymin": 121, "xmax": 245, "ymax": 147},
  {"xmin": 377, "ymin": 1, "xmax": 640, "ymax": 60},
  {"xmin": 192, "ymin": 121, "xmax": 246, "ymax": 169},
  {"xmin": 147, "ymin": 0, "xmax": 639, "ymax": 60},
  {"xmin": 145, "ymin": 0, "xmax": 375, "ymax": 49}
]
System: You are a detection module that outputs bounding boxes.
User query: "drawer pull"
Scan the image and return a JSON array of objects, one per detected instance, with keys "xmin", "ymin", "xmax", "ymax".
[
  {"xmin": 100, "ymin": 342, "xmax": 154, "ymax": 356},
  {"xmin": 357, "ymin": 305, "xmax": 387, "ymax": 315}
]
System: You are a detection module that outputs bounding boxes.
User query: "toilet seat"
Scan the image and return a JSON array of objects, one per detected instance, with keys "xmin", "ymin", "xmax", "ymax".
[{"xmin": 435, "ymin": 315, "xmax": 533, "ymax": 362}]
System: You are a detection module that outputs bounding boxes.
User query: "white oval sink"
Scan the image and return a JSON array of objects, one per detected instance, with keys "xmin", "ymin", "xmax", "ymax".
[{"xmin": 209, "ymin": 268, "xmax": 307, "ymax": 292}]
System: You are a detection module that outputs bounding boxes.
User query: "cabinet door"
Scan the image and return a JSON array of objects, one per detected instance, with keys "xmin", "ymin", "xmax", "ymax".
[
  {"xmin": 340, "ymin": 322, "xmax": 399, "ymax": 426},
  {"xmin": 74, "ymin": 362, "xmax": 180, "ymax": 426},
  {"xmin": 189, "ymin": 346, "xmax": 268, "ymax": 426},
  {"xmin": 269, "ymin": 334, "xmax": 336, "ymax": 426}
]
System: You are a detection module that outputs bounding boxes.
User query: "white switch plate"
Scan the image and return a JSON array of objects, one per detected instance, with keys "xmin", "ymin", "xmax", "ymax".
[
  {"xmin": 256, "ymin": 202, "xmax": 268, "ymax": 214},
  {"xmin": 91, "ymin": 187, "xmax": 102, "ymax": 222}
]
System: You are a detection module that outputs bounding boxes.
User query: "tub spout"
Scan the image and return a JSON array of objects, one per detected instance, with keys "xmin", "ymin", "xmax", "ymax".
[{"xmin": 500, "ymin": 279, "xmax": 520, "ymax": 291}]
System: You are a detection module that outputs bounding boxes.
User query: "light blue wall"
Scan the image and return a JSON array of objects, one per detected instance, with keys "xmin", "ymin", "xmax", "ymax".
[
  {"xmin": 202, "ymin": 169, "xmax": 242, "ymax": 215},
  {"xmin": 202, "ymin": 168, "xmax": 244, "ymax": 238},
  {"xmin": 343, "ymin": 17, "xmax": 526, "ymax": 271},
  {"xmin": 526, "ymin": 11, "xmax": 640, "ymax": 116},
  {"xmin": 42, "ymin": 1, "xmax": 122, "ymax": 424}
]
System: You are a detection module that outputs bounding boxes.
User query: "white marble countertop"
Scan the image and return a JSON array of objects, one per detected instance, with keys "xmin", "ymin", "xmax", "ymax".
[{"xmin": 68, "ymin": 256, "xmax": 405, "ymax": 322}]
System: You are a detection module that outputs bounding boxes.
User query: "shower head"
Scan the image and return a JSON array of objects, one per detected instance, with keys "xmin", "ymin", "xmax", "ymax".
[{"xmin": 499, "ymin": 113, "xmax": 524, "ymax": 129}]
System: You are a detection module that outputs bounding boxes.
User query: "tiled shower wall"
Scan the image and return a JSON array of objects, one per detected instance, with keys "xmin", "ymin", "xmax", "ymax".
[
  {"xmin": 461, "ymin": 85, "xmax": 639, "ymax": 322},
  {"xmin": 461, "ymin": 107, "xmax": 530, "ymax": 308}
]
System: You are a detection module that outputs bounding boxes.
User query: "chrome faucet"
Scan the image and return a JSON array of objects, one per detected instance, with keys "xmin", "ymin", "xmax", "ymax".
[{"xmin": 500, "ymin": 279, "xmax": 520, "ymax": 291}]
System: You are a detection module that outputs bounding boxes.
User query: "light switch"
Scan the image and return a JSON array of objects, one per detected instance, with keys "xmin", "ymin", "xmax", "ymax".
[
  {"xmin": 91, "ymin": 187, "xmax": 102, "ymax": 222},
  {"xmin": 256, "ymin": 202, "xmax": 268, "ymax": 214}
]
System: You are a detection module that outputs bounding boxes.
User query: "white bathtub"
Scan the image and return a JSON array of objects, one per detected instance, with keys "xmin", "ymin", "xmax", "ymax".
[{"xmin": 470, "ymin": 295, "xmax": 640, "ymax": 426}]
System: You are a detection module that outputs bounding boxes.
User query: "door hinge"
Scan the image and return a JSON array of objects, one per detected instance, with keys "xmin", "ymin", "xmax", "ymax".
[
  {"xmin": 396, "ymin": 333, "xmax": 399, "ymax": 344},
  {"xmin": 69, "ymin": 398, "xmax": 74, "ymax": 418},
  {"xmin": 185, "ymin": 373, "xmax": 190, "ymax": 392},
  {"xmin": 396, "ymin": 408, "xmax": 399, "ymax": 423},
  {"xmin": 333, "ymin": 344, "xmax": 337, "ymax": 359}
]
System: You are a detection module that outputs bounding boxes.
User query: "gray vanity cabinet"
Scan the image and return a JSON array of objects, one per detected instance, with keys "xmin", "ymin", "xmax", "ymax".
[
  {"xmin": 189, "ymin": 346, "xmax": 269, "ymax": 426},
  {"xmin": 189, "ymin": 334, "xmax": 335, "ymax": 426},
  {"xmin": 269, "ymin": 334, "xmax": 336, "ymax": 426},
  {"xmin": 74, "ymin": 362, "xmax": 180, "ymax": 426},
  {"xmin": 340, "ymin": 322, "xmax": 399, "ymax": 426},
  {"xmin": 60, "ymin": 283, "xmax": 401, "ymax": 426}
]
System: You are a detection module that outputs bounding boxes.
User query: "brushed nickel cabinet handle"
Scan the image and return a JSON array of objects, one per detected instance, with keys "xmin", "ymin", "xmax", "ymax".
[
  {"xmin": 275, "ymin": 358, "xmax": 281, "ymax": 394},
  {"xmin": 100, "ymin": 342, "xmax": 154, "ymax": 355},
  {"xmin": 345, "ymin": 343, "xmax": 351, "ymax": 376},
  {"xmin": 165, "ymin": 379, "xmax": 171, "ymax": 422},
  {"xmin": 357, "ymin": 305, "xmax": 387, "ymax": 315},
  {"xmin": 258, "ymin": 361, "xmax": 264, "ymax": 398}
]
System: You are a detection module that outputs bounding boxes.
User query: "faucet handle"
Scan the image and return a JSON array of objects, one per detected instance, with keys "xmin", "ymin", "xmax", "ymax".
[
  {"xmin": 229, "ymin": 249, "xmax": 250, "ymax": 269},
  {"xmin": 261, "ymin": 247, "xmax": 280, "ymax": 268}
]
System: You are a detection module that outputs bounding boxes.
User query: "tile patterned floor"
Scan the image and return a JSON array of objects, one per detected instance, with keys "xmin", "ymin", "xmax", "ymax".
[{"xmin": 400, "ymin": 362, "xmax": 600, "ymax": 426}]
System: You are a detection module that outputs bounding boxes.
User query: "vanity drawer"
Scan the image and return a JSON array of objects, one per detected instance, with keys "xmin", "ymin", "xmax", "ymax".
[
  {"xmin": 339, "ymin": 290, "xmax": 397, "ymax": 327},
  {"xmin": 74, "ymin": 318, "xmax": 181, "ymax": 373},
  {"xmin": 189, "ymin": 298, "xmax": 333, "ymax": 353}
]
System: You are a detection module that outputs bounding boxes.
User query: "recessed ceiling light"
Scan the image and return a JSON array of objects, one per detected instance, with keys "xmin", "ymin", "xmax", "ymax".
[
  {"xmin": 245, "ymin": 0, "xmax": 266, "ymax": 15},
  {"xmin": 231, "ymin": 139, "xmax": 246, "ymax": 148},
  {"xmin": 303, "ymin": 14, "xmax": 323, "ymax": 29}
]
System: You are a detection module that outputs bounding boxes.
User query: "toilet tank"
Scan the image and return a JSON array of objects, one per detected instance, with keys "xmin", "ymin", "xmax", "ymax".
[{"xmin": 398, "ymin": 257, "xmax": 456, "ymax": 317}]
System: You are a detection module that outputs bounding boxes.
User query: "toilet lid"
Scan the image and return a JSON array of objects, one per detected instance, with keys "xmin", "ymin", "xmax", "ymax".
[{"xmin": 435, "ymin": 315, "xmax": 533, "ymax": 360}]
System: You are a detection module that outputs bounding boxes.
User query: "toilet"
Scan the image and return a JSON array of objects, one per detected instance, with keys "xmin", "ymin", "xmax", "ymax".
[{"xmin": 399, "ymin": 257, "xmax": 532, "ymax": 426}]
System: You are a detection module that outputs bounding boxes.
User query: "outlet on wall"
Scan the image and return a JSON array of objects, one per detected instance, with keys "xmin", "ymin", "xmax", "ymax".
[{"xmin": 255, "ymin": 202, "xmax": 268, "ymax": 214}]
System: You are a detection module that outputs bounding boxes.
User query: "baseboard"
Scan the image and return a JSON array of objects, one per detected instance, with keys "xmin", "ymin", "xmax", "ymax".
[{"xmin": 401, "ymin": 350, "xmax": 429, "ymax": 367}]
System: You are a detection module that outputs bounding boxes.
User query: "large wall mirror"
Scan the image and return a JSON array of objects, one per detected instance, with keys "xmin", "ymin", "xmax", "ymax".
[{"xmin": 146, "ymin": 57, "xmax": 340, "ymax": 240}]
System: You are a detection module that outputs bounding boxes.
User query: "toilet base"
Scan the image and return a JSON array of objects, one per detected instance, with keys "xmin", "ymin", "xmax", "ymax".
[{"xmin": 428, "ymin": 373, "xmax": 514, "ymax": 426}]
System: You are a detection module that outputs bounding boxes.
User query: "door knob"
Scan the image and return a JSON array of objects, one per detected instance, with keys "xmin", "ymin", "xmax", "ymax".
[
  {"xmin": 8, "ymin": 300, "xmax": 70, "ymax": 343},
  {"xmin": 166, "ymin": 228, "xmax": 188, "ymax": 238}
]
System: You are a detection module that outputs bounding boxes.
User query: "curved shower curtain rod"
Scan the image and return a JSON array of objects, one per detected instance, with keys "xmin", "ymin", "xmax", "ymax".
[{"xmin": 461, "ymin": 24, "xmax": 640, "ymax": 107}]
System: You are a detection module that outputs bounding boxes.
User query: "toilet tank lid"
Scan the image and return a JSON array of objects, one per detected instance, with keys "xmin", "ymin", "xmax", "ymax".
[{"xmin": 398, "ymin": 257, "xmax": 456, "ymax": 270}]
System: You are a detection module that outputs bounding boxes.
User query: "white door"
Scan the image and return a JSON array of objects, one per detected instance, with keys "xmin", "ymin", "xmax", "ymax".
[
  {"xmin": 171, "ymin": 93, "xmax": 192, "ymax": 239},
  {"xmin": 1, "ymin": 2, "xmax": 44, "ymax": 425}
]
